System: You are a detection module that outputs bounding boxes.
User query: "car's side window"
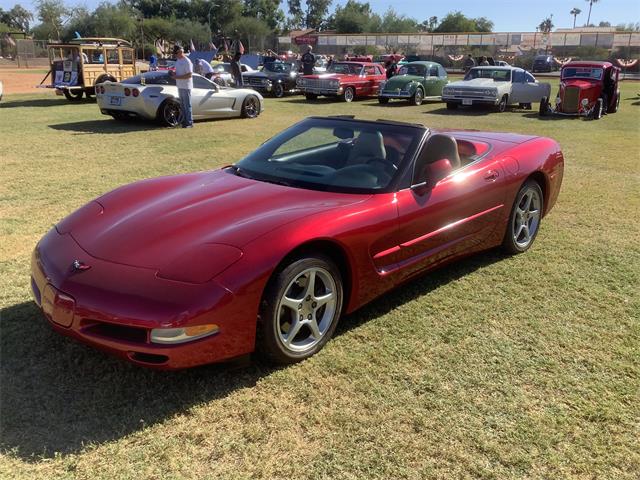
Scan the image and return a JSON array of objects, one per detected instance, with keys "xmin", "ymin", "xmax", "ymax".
[
  {"xmin": 525, "ymin": 72, "xmax": 536, "ymax": 83},
  {"xmin": 512, "ymin": 70, "xmax": 525, "ymax": 83},
  {"xmin": 429, "ymin": 66, "xmax": 439, "ymax": 77},
  {"xmin": 365, "ymin": 66, "xmax": 376, "ymax": 76},
  {"xmin": 193, "ymin": 76, "xmax": 215, "ymax": 90}
]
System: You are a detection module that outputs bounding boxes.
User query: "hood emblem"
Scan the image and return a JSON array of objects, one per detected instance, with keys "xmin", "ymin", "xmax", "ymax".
[{"xmin": 72, "ymin": 259, "xmax": 91, "ymax": 272}]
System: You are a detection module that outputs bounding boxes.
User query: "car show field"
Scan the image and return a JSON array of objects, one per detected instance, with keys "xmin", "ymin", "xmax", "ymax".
[{"xmin": 0, "ymin": 76, "xmax": 638, "ymax": 479}]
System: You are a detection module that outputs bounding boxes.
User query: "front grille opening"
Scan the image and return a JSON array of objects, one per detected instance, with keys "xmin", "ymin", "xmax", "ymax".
[
  {"xmin": 130, "ymin": 352, "xmax": 169, "ymax": 365},
  {"xmin": 82, "ymin": 321, "xmax": 148, "ymax": 344}
]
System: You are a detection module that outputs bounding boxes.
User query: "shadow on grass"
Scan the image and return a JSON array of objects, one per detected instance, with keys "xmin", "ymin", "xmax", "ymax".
[
  {"xmin": 49, "ymin": 119, "xmax": 161, "ymax": 134},
  {"xmin": 0, "ymin": 97, "xmax": 95, "ymax": 109},
  {"xmin": 0, "ymin": 249, "xmax": 505, "ymax": 460}
]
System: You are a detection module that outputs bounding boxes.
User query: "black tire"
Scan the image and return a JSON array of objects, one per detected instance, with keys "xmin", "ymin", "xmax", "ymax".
[
  {"xmin": 611, "ymin": 93, "xmax": 620, "ymax": 113},
  {"xmin": 63, "ymin": 89, "xmax": 83, "ymax": 101},
  {"xmin": 591, "ymin": 98, "xmax": 603, "ymax": 120},
  {"xmin": 158, "ymin": 99, "xmax": 182, "ymax": 127},
  {"xmin": 305, "ymin": 93, "xmax": 318, "ymax": 101},
  {"xmin": 272, "ymin": 82, "xmax": 285, "ymax": 98},
  {"xmin": 378, "ymin": 97, "xmax": 389, "ymax": 104},
  {"xmin": 519, "ymin": 102, "xmax": 532, "ymax": 110},
  {"xmin": 502, "ymin": 180, "xmax": 544, "ymax": 254},
  {"xmin": 495, "ymin": 94, "xmax": 508, "ymax": 113},
  {"xmin": 410, "ymin": 87, "xmax": 424, "ymax": 106},
  {"xmin": 257, "ymin": 255, "xmax": 343, "ymax": 364},
  {"xmin": 446, "ymin": 102, "xmax": 458, "ymax": 110},
  {"xmin": 241, "ymin": 94, "xmax": 260, "ymax": 118},
  {"xmin": 342, "ymin": 86, "xmax": 355, "ymax": 103},
  {"xmin": 538, "ymin": 97, "xmax": 549, "ymax": 116}
]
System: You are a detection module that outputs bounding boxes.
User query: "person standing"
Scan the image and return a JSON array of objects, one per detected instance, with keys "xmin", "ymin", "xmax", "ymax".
[
  {"xmin": 196, "ymin": 58, "xmax": 215, "ymax": 79},
  {"xmin": 463, "ymin": 54, "xmax": 475, "ymax": 73},
  {"xmin": 301, "ymin": 45, "xmax": 315, "ymax": 76},
  {"xmin": 479, "ymin": 56, "xmax": 490, "ymax": 66},
  {"xmin": 230, "ymin": 52, "xmax": 243, "ymax": 87},
  {"xmin": 170, "ymin": 45, "xmax": 193, "ymax": 128}
]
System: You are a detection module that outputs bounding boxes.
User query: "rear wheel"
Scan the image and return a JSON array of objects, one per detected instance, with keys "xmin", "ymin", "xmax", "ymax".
[
  {"xmin": 272, "ymin": 82, "xmax": 285, "ymax": 98},
  {"xmin": 446, "ymin": 102, "xmax": 458, "ymax": 110},
  {"xmin": 257, "ymin": 255, "xmax": 343, "ymax": 364},
  {"xmin": 538, "ymin": 97, "xmax": 549, "ymax": 116},
  {"xmin": 241, "ymin": 94, "xmax": 260, "ymax": 118},
  {"xmin": 159, "ymin": 99, "xmax": 182, "ymax": 127},
  {"xmin": 342, "ymin": 86, "xmax": 355, "ymax": 103},
  {"xmin": 410, "ymin": 87, "xmax": 424, "ymax": 106},
  {"xmin": 305, "ymin": 93, "xmax": 318, "ymax": 101},
  {"xmin": 63, "ymin": 89, "xmax": 83, "ymax": 101},
  {"xmin": 502, "ymin": 180, "xmax": 544, "ymax": 254}
]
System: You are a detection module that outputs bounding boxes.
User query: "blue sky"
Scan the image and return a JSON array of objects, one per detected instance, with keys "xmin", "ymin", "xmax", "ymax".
[{"xmin": 2, "ymin": 0, "xmax": 639, "ymax": 32}]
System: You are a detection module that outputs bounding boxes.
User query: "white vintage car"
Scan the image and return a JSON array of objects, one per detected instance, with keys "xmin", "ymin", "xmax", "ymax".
[
  {"xmin": 96, "ymin": 71, "xmax": 264, "ymax": 126},
  {"xmin": 442, "ymin": 66, "xmax": 551, "ymax": 112}
]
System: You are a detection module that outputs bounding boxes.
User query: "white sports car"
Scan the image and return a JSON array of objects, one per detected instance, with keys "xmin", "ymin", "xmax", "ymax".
[
  {"xmin": 96, "ymin": 71, "xmax": 264, "ymax": 126},
  {"xmin": 442, "ymin": 66, "xmax": 551, "ymax": 112}
]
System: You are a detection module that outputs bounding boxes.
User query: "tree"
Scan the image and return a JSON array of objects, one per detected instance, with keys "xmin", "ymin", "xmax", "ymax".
[
  {"xmin": 419, "ymin": 16, "xmax": 438, "ymax": 32},
  {"xmin": 598, "ymin": 21, "xmax": 611, "ymax": 27},
  {"xmin": 538, "ymin": 15, "xmax": 553, "ymax": 33},
  {"xmin": 0, "ymin": 5, "xmax": 34, "ymax": 32},
  {"xmin": 379, "ymin": 8, "xmax": 419, "ymax": 33},
  {"xmin": 433, "ymin": 11, "xmax": 493, "ymax": 33},
  {"xmin": 327, "ymin": 0, "xmax": 375, "ymax": 34},
  {"xmin": 585, "ymin": 0, "xmax": 600, "ymax": 27},
  {"xmin": 35, "ymin": 0, "xmax": 72, "ymax": 40},
  {"xmin": 570, "ymin": 7, "xmax": 581, "ymax": 29},
  {"xmin": 243, "ymin": 0, "xmax": 285, "ymax": 31},
  {"xmin": 287, "ymin": 0, "xmax": 332, "ymax": 30}
]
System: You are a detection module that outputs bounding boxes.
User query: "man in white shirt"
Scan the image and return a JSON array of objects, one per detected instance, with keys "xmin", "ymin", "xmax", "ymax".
[
  {"xmin": 169, "ymin": 45, "xmax": 194, "ymax": 128},
  {"xmin": 196, "ymin": 58, "xmax": 215, "ymax": 79}
]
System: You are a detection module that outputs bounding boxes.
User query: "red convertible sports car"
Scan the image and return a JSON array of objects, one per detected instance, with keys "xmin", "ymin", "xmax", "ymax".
[{"xmin": 31, "ymin": 117, "xmax": 564, "ymax": 369}]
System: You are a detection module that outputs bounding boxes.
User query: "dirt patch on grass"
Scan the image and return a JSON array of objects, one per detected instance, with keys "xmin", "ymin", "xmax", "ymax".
[{"xmin": 0, "ymin": 69, "xmax": 50, "ymax": 94}]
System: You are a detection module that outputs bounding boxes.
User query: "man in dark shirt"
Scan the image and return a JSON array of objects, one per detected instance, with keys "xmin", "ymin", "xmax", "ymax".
[
  {"xmin": 230, "ymin": 52, "xmax": 242, "ymax": 87},
  {"xmin": 301, "ymin": 46, "xmax": 315, "ymax": 76}
]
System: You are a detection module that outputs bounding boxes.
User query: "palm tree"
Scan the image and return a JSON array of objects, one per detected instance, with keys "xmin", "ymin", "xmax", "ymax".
[
  {"xmin": 585, "ymin": 0, "xmax": 600, "ymax": 27},
  {"xmin": 570, "ymin": 7, "xmax": 582, "ymax": 28}
]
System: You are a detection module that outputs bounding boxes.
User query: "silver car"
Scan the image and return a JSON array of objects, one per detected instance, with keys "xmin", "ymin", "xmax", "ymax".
[{"xmin": 96, "ymin": 71, "xmax": 264, "ymax": 126}]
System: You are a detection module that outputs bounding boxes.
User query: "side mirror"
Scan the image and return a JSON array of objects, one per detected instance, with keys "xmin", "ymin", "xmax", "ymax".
[{"xmin": 411, "ymin": 158, "xmax": 452, "ymax": 194}]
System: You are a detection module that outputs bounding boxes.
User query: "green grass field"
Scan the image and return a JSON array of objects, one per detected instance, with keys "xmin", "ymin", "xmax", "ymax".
[{"xmin": 1, "ymin": 82, "xmax": 639, "ymax": 479}]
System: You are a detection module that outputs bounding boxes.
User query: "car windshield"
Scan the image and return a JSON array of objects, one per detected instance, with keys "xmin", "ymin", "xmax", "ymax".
[
  {"xmin": 212, "ymin": 64, "xmax": 231, "ymax": 73},
  {"xmin": 232, "ymin": 118, "xmax": 422, "ymax": 193},
  {"xmin": 464, "ymin": 68, "xmax": 511, "ymax": 82},
  {"xmin": 327, "ymin": 63, "xmax": 362, "ymax": 75},
  {"xmin": 398, "ymin": 64, "xmax": 427, "ymax": 76},
  {"xmin": 265, "ymin": 62, "xmax": 292, "ymax": 73},
  {"xmin": 562, "ymin": 67, "xmax": 603, "ymax": 80},
  {"xmin": 122, "ymin": 72, "xmax": 174, "ymax": 85}
]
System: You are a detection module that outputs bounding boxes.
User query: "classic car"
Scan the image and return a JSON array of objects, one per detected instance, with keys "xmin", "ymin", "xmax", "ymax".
[
  {"xmin": 378, "ymin": 61, "xmax": 448, "ymax": 105},
  {"xmin": 242, "ymin": 61, "xmax": 299, "ymax": 97},
  {"xmin": 532, "ymin": 55, "xmax": 556, "ymax": 73},
  {"xmin": 442, "ymin": 66, "xmax": 551, "ymax": 112},
  {"xmin": 96, "ymin": 71, "xmax": 263, "ymax": 126},
  {"xmin": 540, "ymin": 61, "xmax": 620, "ymax": 120},
  {"xmin": 297, "ymin": 61, "xmax": 386, "ymax": 102},
  {"xmin": 43, "ymin": 37, "xmax": 137, "ymax": 101},
  {"xmin": 31, "ymin": 116, "xmax": 564, "ymax": 369},
  {"xmin": 209, "ymin": 62, "xmax": 256, "ymax": 86}
]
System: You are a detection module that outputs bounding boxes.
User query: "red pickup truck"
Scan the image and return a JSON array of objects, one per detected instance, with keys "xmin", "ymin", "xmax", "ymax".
[{"xmin": 297, "ymin": 62, "xmax": 386, "ymax": 102}]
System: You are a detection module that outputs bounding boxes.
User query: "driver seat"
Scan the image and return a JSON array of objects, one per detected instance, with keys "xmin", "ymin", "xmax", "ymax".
[
  {"xmin": 346, "ymin": 131, "xmax": 387, "ymax": 166},
  {"xmin": 420, "ymin": 134, "xmax": 461, "ymax": 170}
]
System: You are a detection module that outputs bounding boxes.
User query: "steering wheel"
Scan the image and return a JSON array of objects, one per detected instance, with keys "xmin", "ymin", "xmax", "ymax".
[{"xmin": 366, "ymin": 157, "xmax": 398, "ymax": 177}]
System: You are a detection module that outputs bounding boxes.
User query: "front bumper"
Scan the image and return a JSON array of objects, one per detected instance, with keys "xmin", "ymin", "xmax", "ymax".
[
  {"xmin": 442, "ymin": 95, "xmax": 499, "ymax": 106},
  {"xmin": 379, "ymin": 90, "xmax": 412, "ymax": 99},
  {"xmin": 30, "ymin": 229, "xmax": 254, "ymax": 369},
  {"xmin": 300, "ymin": 86, "xmax": 342, "ymax": 96}
]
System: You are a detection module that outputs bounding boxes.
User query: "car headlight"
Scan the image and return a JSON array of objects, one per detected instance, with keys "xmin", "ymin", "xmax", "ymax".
[
  {"xmin": 330, "ymin": 80, "xmax": 339, "ymax": 88},
  {"xmin": 581, "ymin": 98, "xmax": 589, "ymax": 106},
  {"xmin": 151, "ymin": 324, "xmax": 220, "ymax": 344},
  {"xmin": 442, "ymin": 87, "xmax": 451, "ymax": 95},
  {"xmin": 157, "ymin": 243, "xmax": 243, "ymax": 283}
]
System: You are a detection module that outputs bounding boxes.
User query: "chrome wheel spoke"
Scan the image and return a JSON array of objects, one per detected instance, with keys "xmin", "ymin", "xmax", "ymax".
[
  {"xmin": 314, "ymin": 292, "xmax": 334, "ymax": 309},
  {"xmin": 303, "ymin": 271, "xmax": 317, "ymax": 300},
  {"xmin": 308, "ymin": 318, "xmax": 322, "ymax": 339},
  {"xmin": 281, "ymin": 295, "xmax": 301, "ymax": 313},
  {"xmin": 284, "ymin": 319, "xmax": 302, "ymax": 345}
]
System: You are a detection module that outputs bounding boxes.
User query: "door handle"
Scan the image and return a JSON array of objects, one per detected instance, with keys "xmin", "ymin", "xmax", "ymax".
[{"xmin": 484, "ymin": 170, "xmax": 499, "ymax": 181}]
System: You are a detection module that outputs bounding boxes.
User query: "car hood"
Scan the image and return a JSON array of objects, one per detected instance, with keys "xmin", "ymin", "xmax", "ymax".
[
  {"xmin": 303, "ymin": 73, "xmax": 348, "ymax": 80},
  {"xmin": 69, "ymin": 170, "xmax": 368, "ymax": 269},
  {"xmin": 447, "ymin": 78, "xmax": 501, "ymax": 88},
  {"xmin": 383, "ymin": 75, "xmax": 422, "ymax": 89},
  {"xmin": 562, "ymin": 79, "xmax": 598, "ymax": 90},
  {"xmin": 245, "ymin": 70, "xmax": 294, "ymax": 80}
]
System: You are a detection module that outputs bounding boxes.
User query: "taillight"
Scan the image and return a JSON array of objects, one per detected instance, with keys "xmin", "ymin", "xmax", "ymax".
[
  {"xmin": 124, "ymin": 88, "xmax": 131, "ymax": 96},
  {"xmin": 132, "ymin": 88, "xmax": 139, "ymax": 97}
]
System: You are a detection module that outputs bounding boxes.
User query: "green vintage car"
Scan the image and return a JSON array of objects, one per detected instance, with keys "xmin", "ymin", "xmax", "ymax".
[{"xmin": 378, "ymin": 61, "xmax": 448, "ymax": 106}]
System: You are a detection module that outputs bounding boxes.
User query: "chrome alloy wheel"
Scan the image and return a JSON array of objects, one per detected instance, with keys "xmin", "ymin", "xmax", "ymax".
[
  {"xmin": 243, "ymin": 96, "xmax": 260, "ymax": 118},
  {"xmin": 275, "ymin": 267, "xmax": 337, "ymax": 353},
  {"xmin": 512, "ymin": 187, "xmax": 541, "ymax": 249}
]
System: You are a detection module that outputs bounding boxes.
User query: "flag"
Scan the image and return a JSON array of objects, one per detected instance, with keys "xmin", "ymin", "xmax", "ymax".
[
  {"xmin": 209, "ymin": 41, "xmax": 217, "ymax": 51},
  {"xmin": 190, "ymin": 39, "xmax": 196, "ymax": 52},
  {"xmin": 223, "ymin": 38, "xmax": 229, "ymax": 52},
  {"xmin": 236, "ymin": 40, "xmax": 245, "ymax": 55}
]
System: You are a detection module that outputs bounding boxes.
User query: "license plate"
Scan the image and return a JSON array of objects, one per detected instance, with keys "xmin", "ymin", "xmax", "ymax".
[
  {"xmin": 110, "ymin": 96, "xmax": 122, "ymax": 106},
  {"xmin": 462, "ymin": 99, "xmax": 472, "ymax": 105}
]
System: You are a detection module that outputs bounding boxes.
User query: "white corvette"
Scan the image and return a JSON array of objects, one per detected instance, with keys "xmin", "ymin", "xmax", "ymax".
[
  {"xmin": 442, "ymin": 66, "xmax": 551, "ymax": 112},
  {"xmin": 96, "ymin": 71, "xmax": 264, "ymax": 126}
]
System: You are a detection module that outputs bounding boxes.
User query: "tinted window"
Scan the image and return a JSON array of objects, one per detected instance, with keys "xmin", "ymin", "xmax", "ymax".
[
  {"xmin": 123, "ymin": 72, "xmax": 176, "ymax": 85},
  {"xmin": 562, "ymin": 67, "xmax": 603, "ymax": 80},
  {"xmin": 106, "ymin": 49, "xmax": 119, "ymax": 64},
  {"xmin": 234, "ymin": 118, "xmax": 422, "ymax": 193},
  {"xmin": 525, "ymin": 72, "xmax": 536, "ymax": 83},
  {"xmin": 193, "ymin": 75, "xmax": 215, "ymax": 89},
  {"xmin": 364, "ymin": 66, "xmax": 376, "ymax": 75},
  {"xmin": 399, "ymin": 64, "xmax": 426, "ymax": 76},
  {"xmin": 265, "ymin": 62, "xmax": 293, "ymax": 73},
  {"xmin": 327, "ymin": 63, "xmax": 362, "ymax": 75},
  {"xmin": 429, "ymin": 66, "xmax": 439, "ymax": 77},
  {"xmin": 512, "ymin": 70, "xmax": 525, "ymax": 83}
]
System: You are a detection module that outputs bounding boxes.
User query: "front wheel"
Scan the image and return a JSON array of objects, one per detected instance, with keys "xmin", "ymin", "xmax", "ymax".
[
  {"xmin": 539, "ymin": 97, "xmax": 549, "ymax": 116},
  {"xmin": 241, "ymin": 94, "xmax": 260, "ymax": 118},
  {"xmin": 342, "ymin": 86, "xmax": 355, "ymax": 103},
  {"xmin": 257, "ymin": 255, "xmax": 343, "ymax": 364},
  {"xmin": 378, "ymin": 97, "xmax": 389, "ymax": 104},
  {"xmin": 410, "ymin": 88, "xmax": 424, "ymax": 106},
  {"xmin": 63, "ymin": 89, "xmax": 83, "ymax": 101},
  {"xmin": 502, "ymin": 180, "xmax": 544, "ymax": 254},
  {"xmin": 159, "ymin": 99, "xmax": 182, "ymax": 127},
  {"xmin": 495, "ymin": 94, "xmax": 508, "ymax": 113}
]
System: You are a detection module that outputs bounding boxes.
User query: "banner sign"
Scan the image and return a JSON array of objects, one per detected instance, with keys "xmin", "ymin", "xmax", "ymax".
[
  {"xmin": 54, "ymin": 60, "xmax": 78, "ymax": 86},
  {"xmin": 294, "ymin": 35, "xmax": 317, "ymax": 46}
]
